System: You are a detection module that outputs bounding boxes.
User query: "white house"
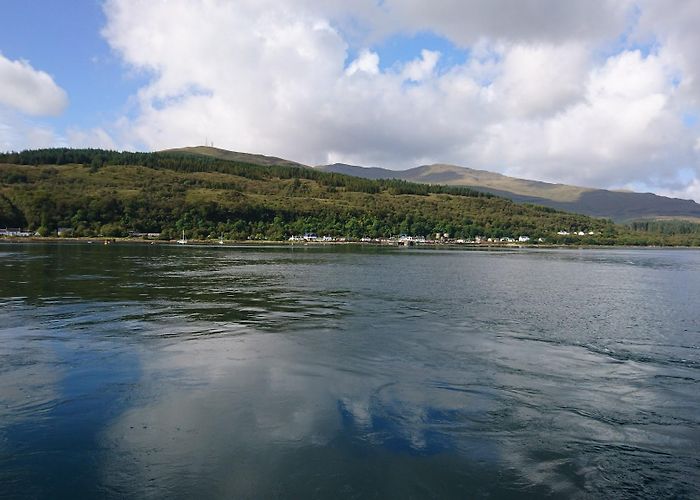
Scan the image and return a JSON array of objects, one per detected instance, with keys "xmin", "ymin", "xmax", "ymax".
[{"xmin": 0, "ymin": 228, "xmax": 32, "ymax": 237}]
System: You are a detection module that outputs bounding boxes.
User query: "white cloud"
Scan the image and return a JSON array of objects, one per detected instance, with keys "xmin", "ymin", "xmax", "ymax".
[
  {"xmin": 0, "ymin": 110, "xmax": 64, "ymax": 152},
  {"xmin": 100, "ymin": 0, "xmax": 700, "ymax": 200},
  {"xmin": 66, "ymin": 127, "xmax": 117, "ymax": 150},
  {"xmin": 346, "ymin": 50, "xmax": 380, "ymax": 76},
  {"xmin": 670, "ymin": 178, "xmax": 700, "ymax": 202},
  {"xmin": 490, "ymin": 43, "xmax": 589, "ymax": 118},
  {"xmin": 401, "ymin": 50, "xmax": 440, "ymax": 82},
  {"xmin": 377, "ymin": 0, "xmax": 632, "ymax": 46},
  {"xmin": 0, "ymin": 52, "xmax": 71, "ymax": 152},
  {"xmin": 0, "ymin": 53, "xmax": 67, "ymax": 116},
  {"xmin": 476, "ymin": 49, "xmax": 694, "ymax": 187},
  {"xmin": 0, "ymin": 114, "xmax": 117, "ymax": 153},
  {"xmin": 636, "ymin": 0, "xmax": 700, "ymax": 104}
]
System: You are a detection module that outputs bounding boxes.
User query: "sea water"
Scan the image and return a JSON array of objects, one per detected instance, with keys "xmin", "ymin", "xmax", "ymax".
[{"xmin": 0, "ymin": 243, "xmax": 698, "ymax": 498}]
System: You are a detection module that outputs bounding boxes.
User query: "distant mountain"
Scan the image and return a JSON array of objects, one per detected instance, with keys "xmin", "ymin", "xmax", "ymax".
[
  {"xmin": 163, "ymin": 146, "xmax": 308, "ymax": 169},
  {"xmin": 318, "ymin": 163, "xmax": 700, "ymax": 222}
]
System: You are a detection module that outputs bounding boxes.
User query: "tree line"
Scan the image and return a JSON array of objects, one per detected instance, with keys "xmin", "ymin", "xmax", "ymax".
[{"xmin": 1, "ymin": 148, "xmax": 698, "ymax": 245}]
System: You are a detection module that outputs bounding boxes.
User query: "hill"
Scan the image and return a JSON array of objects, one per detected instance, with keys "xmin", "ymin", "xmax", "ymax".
[
  {"xmin": 0, "ymin": 147, "xmax": 635, "ymax": 244},
  {"xmin": 163, "ymin": 146, "xmax": 308, "ymax": 168},
  {"xmin": 317, "ymin": 163, "xmax": 700, "ymax": 222},
  {"xmin": 1, "ymin": 148, "xmax": 699, "ymax": 245}
]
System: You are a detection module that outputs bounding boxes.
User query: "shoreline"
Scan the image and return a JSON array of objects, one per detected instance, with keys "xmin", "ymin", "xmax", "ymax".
[{"xmin": 0, "ymin": 236, "xmax": 691, "ymax": 249}]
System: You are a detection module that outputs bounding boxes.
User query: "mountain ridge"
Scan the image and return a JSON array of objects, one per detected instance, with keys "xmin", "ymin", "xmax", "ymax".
[
  {"xmin": 157, "ymin": 147, "xmax": 700, "ymax": 222},
  {"xmin": 317, "ymin": 162, "xmax": 700, "ymax": 222}
]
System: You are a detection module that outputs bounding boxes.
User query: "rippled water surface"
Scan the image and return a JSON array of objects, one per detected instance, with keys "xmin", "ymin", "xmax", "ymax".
[{"xmin": 1, "ymin": 242, "xmax": 699, "ymax": 498}]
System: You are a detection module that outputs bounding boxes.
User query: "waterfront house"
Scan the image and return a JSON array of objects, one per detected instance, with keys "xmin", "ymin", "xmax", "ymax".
[{"xmin": 0, "ymin": 228, "xmax": 32, "ymax": 237}]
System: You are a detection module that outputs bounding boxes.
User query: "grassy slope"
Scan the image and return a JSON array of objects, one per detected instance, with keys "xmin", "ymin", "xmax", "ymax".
[
  {"xmin": 318, "ymin": 163, "xmax": 700, "ymax": 222},
  {"xmin": 397, "ymin": 164, "xmax": 590, "ymax": 202},
  {"xmin": 0, "ymin": 152, "xmax": 620, "ymax": 242},
  {"xmin": 163, "ymin": 146, "xmax": 309, "ymax": 168}
]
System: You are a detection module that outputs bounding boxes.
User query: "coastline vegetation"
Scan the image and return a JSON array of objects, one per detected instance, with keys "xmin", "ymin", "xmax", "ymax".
[{"xmin": 1, "ymin": 148, "xmax": 699, "ymax": 246}]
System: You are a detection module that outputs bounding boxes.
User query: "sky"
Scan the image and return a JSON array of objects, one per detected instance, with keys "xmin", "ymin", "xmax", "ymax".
[{"xmin": 2, "ymin": 1, "xmax": 700, "ymax": 201}]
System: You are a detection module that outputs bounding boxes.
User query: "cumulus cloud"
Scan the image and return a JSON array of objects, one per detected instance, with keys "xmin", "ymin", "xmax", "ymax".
[
  {"xmin": 100, "ymin": 0, "xmax": 700, "ymax": 200},
  {"xmin": 0, "ymin": 110, "xmax": 64, "ymax": 152},
  {"xmin": 65, "ymin": 127, "xmax": 117, "ymax": 150},
  {"xmin": 0, "ymin": 53, "xmax": 67, "ymax": 116},
  {"xmin": 636, "ymin": 0, "xmax": 700, "ymax": 104},
  {"xmin": 0, "ymin": 53, "xmax": 71, "ymax": 151},
  {"xmin": 346, "ymin": 50, "xmax": 380, "ymax": 76},
  {"xmin": 378, "ymin": 0, "xmax": 632, "ymax": 46},
  {"xmin": 663, "ymin": 178, "xmax": 700, "ymax": 203},
  {"xmin": 476, "ymin": 49, "xmax": 694, "ymax": 187},
  {"xmin": 401, "ymin": 50, "xmax": 440, "ymax": 82},
  {"xmin": 490, "ymin": 43, "xmax": 589, "ymax": 118}
]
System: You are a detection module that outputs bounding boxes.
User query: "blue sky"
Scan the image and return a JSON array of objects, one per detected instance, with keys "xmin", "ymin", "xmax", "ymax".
[
  {"xmin": 1, "ymin": 0, "xmax": 700, "ymax": 200},
  {"xmin": 371, "ymin": 32, "xmax": 468, "ymax": 74},
  {"xmin": 0, "ymin": 1, "xmax": 142, "ymax": 132},
  {"xmin": 1, "ymin": 1, "xmax": 467, "ymax": 138}
]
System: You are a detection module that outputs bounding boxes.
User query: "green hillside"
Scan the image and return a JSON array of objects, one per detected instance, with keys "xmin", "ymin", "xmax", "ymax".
[
  {"xmin": 318, "ymin": 163, "xmax": 700, "ymax": 222},
  {"xmin": 0, "ymin": 148, "xmax": 696, "ymax": 245}
]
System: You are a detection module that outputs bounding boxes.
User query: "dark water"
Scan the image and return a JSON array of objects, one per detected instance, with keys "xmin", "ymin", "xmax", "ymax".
[{"xmin": 1, "ymin": 243, "xmax": 699, "ymax": 499}]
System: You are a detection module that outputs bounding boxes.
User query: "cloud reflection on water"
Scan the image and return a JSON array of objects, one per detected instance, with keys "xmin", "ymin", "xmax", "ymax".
[{"xmin": 0, "ymin": 244, "xmax": 698, "ymax": 498}]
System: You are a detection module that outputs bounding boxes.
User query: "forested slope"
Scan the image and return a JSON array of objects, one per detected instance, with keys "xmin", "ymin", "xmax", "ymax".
[{"xmin": 0, "ymin": 148, "xmax": 696, "ymax": 245}]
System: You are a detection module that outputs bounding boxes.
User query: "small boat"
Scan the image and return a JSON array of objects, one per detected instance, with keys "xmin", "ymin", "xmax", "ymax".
[{"xmin": 177, "ymin": 230, "xmax": 187, "ymax": 245}]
